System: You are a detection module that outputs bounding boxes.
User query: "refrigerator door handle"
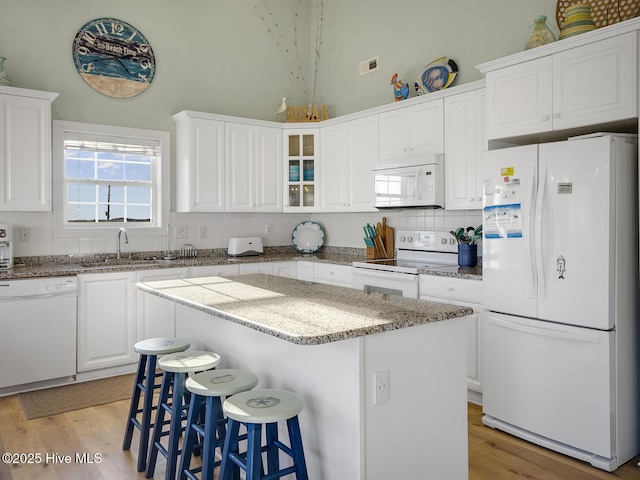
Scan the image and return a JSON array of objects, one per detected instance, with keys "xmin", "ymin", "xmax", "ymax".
[
  {"xmin": 524, "ymin": 162, "xmax": 536, "ymax": 300},
  {"xmin": 535, "ymin": 160, "xmax": 546, "ymax": 301}
]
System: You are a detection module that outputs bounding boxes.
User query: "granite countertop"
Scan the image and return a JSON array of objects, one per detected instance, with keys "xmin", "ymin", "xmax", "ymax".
[
  {"xmin": 138, "ymin": 274, "xmax": 474, "ymax": 345},
  {"xmin": 0, "ymin": 250, "xmax": 364, "ymax": 280},
  {"xmin": 0, "ymin": 249, "xmax": 482, "ymax": 280},
  {"xmin": 419, "ymin": 264, "xmax": 482, "ymax": 280}
]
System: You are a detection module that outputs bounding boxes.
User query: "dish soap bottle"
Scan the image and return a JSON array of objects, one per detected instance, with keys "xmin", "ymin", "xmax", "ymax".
[{"xmin": 525, "ymin": 15, "xmax": 556, "ymax": 50}]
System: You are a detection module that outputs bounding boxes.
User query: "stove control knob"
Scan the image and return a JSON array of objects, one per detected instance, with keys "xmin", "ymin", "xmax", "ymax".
[
  {"xmin": 450, "ymin": 238, "xmax": 455, "ymax": 245},
  {"xmin": 440, "ymin": 238, "xmax": 447, "ymax": 244},
  {"xmin": 407, "ymin": 236, "xmax": 413, "ymax": 242},
  {"xmin": 400, "ymin": 236, "xmax": 406, "ymax": 242}
]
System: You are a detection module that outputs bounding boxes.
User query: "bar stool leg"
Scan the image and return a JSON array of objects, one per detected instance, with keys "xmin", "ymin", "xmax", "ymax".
[
  {"xmin": 145, "ymin": 369, "xmax": 173, "ymax": 478},
  {"xmin": 123, "ymin": 353, "xmax": 147, "ymax": 451},
  {"xmin": 265, "ymin": 423, "xmax": 279, "ymax": 475},
  {"xmin": 139, "ymin": 354, "xmax": 158, "ymax": 472},
  {"xmin": 220, "ymin": 419, "xmax": 241, "ymax": 480},
  {"xmin": 165, "ymin": 372, "xmax": 186, "ymax": 480},
  {"xmin": 287, "ymin": 416, "xmax": 309, "ymax": 480},
  {"xmin": 245, "ymin": 423, "xmax": 263, "ymax": 480},
  {"xmin": 178, "ymin": 393, "xmax": 202, "ymax": 480},
  {"xmin": 201, "ymin": 396, "xmax": 222, "ymax": 480}
]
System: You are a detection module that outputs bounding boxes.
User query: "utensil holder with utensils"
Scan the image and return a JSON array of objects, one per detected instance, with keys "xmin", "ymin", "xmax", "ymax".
[{"xmin": 364, "ymin": 217, "xmax": 394, "ymax": 259}]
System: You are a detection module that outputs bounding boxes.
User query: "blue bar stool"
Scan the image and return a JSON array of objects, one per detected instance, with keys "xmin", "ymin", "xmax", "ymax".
[
  {"xmin": 145, "ymin": 350, "xmax": 222, "ymax": 480},
  {"xmin": 219, "ymin": 389, "xmax": 309, "ymax": 480},
  {"xmin": 178, "ymin": 369, "xmax": 259, "ymax": 480},
  {"xmin": 123, "ymin": 337, "xmax": 191, "ymax": 472}
]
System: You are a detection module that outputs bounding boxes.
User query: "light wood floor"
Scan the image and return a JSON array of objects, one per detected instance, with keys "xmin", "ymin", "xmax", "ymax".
[{"xmin": 1, "ymin": 395, "xmax": 639, "ymax": 479}]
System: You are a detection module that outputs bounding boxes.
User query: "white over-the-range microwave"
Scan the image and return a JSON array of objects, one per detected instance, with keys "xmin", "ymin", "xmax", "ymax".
[{"xmin": 373, "ymin": 154, "xmax": 444, "ymax": 209}]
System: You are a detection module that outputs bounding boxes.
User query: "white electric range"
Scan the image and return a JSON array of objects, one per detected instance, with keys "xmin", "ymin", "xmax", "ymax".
[{"xmin": 352, "ymin": 230, "xmax": 459, "ymax": 298}]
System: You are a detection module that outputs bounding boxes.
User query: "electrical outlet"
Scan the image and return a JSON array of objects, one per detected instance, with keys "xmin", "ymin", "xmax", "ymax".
[
  {"xmin": 20, "ymin": 228, "xmax": 30, "ymax": 242},
  {"xmin": 175, "ymin": 226, "xmax": 187, "ymax": 239},
  {"xmin": 265, "ymin": 224, "xmax": 273, "ymax": 235},
  {"xmin": 199, "ymin": 225, "xmax": 207, "ymax": 238},
  {"xmin": 374, "ymin": 370, "xmax": 389, "ymax": 404}
]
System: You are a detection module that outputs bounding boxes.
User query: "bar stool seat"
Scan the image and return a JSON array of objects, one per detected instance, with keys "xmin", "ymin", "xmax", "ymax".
[
  {"xmin": 123, "ymin": 337, "xmax": 190, "ymax": 472},
  {"xmin": 179, "ymin": 369, "xmax": 259, "ymax": 480},
  {"xmin": 146, "ymin": 350, "xmax": 221, "ymax": 480},
  {"xmin": 220, "ymin": 389, "xmax": 309, "ymax": 480}
]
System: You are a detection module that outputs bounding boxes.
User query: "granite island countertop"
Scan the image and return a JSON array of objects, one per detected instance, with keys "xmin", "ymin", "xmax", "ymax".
[{"xmin": 138, "ymin": 273, "xmax": 474, "ymax": 345}]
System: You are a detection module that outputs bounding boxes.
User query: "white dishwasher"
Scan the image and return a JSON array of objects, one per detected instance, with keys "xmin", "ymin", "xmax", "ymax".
[{"xmin": 0, "ymin": 276, "xmax": 77, "ymax": 394}]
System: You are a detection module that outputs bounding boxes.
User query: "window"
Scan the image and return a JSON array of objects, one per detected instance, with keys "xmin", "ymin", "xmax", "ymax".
[{"xmin": 53, "ymin": 121, "xmax": 169, "ymax": 234}]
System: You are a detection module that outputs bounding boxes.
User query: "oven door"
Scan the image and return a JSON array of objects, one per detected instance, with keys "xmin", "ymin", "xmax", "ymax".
[{"xmin": 352, "ymin": 268, "xmax": 419, "ymax": 299}]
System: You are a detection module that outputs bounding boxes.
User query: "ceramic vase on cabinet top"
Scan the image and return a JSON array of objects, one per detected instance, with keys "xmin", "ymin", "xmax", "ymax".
[
  {"xmin": 559, "ymin": 3, "xmax": 597, "ymax": 39},
  {"xmin": 0, "ymin": 57, "xmax": 12, "ymax": 86},
  {"xmin": 525, "ymin": 15, "xmax": 557, "ymax": 49}
]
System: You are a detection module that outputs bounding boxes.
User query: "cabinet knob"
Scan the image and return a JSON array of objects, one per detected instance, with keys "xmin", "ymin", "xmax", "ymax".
[
  {"xmin": 540, "ymin": 115, "xmax": 550, "ymax": 121},
  {"xmin": 477, "ymin": 197, "xmax": 482, "ymax": 202},
  {"xmin": 552, "ymin": 113, "xmax": 560, "ymax": 119},
  {"xmin": 448, "ymin": 286, "xmax": 455, "ymax": 291}
]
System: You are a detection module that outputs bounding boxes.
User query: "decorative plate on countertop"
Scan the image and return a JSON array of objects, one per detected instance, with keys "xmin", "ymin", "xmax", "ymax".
[
  {"xmin": 292, "ymin": 221, "xmax": 325, "ymax": 254},
  {"xmin": 415, "ymin": 57, "xmax": 458, "ymax": 95}
]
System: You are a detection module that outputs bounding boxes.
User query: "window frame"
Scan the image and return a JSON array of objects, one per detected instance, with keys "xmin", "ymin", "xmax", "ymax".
[{"xmin": 53, "ymin": 120, "xmax": 170, "ymax": 237}]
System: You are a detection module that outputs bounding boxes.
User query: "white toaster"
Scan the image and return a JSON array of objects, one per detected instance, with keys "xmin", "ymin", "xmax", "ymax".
[{"xmin": 227, "ymin": 236, "xmax": 264, "ymax": 257}]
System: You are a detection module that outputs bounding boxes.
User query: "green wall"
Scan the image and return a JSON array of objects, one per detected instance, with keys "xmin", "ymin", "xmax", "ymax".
[{"xmin": 0, "ymin": 0, "xmax": 557, "ymax": 128}]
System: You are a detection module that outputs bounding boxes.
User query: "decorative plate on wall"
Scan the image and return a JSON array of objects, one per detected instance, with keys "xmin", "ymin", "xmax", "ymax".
[
  {"xmin": 72, "ymin": 18, "xmax": 156, "ymax": 98},
  {"xmin": 415, "ymin": 57, "xmax": 458, "ymax": 95},
  {"xmin": 292, "ymin": 221, "xmax": 325, "ymax": 254}
]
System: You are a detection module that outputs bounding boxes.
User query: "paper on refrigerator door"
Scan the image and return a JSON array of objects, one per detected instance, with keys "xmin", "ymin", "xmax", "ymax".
[{"xmin": 484, "ymin": 203, "xmax": 523, "ymax": 238}]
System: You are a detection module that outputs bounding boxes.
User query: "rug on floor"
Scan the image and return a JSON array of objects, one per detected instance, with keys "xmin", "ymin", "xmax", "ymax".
[{"xmin": 18, "ymin": 373, "xmax": 135, "ymax": 420}]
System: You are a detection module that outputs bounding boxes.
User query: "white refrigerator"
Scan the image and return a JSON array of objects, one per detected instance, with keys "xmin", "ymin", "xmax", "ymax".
[{"xmin": 481, "ymin": 134, "xmax": 639, "ymax": 471}]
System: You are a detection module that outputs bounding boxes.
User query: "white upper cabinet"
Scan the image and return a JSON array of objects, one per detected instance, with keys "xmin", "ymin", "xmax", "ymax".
[
  {"xmin": 378, "ymin": 99, "xmax": 444, "ymax": 167},
  {"xmin": 320, "ymin": 115, "xmax": 378, "ymax": 212},
  {"xmin": 552, "ymin": 32, "xmax": 636, "ymax": 129},
  {"xmin": 0, "ymin": 86, "xmax": 58, "ymax": 211},
  {"xmin": 174, "ymin": 111, "xmax": 282, "ymax": 213},
  {"xmin": 444, "ymin": 88, "xmax": 485, "ymax": 210},
  {"xmin": 283, "ymin": 128, "xmax": 319, "ymax": 212},
  {"xmin": 226, "ymin": 123, "xmax": 282, "ymax": 212},
  {"xmin": 174, "ymin": 112, "xmax": 226, "ymax": 212},
  {"xmin": 483, "ymin": 30, "xmax": 637, "ymax": 140}
]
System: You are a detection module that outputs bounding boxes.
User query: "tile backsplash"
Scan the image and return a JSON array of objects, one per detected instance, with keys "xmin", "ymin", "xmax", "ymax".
[{"xmin": 2, "ymin": 209, "xmax": 482, "ymax": 258}]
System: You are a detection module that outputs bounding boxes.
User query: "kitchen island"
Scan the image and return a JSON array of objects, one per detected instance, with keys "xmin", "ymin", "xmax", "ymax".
[{"xmin": 138, "ymin": 274, "xmax": 473, "ymax": 480}]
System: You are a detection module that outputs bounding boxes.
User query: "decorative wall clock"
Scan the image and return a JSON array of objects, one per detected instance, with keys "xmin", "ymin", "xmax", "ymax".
[{"xmin": 72, "ymin": 17, "xmax": 156, "ymax": 98}]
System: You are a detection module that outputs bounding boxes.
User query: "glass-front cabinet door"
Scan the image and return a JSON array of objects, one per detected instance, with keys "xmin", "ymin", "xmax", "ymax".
[{"xmin": 284, "ymin": 128, "xmax": 319, "ymax": 212}]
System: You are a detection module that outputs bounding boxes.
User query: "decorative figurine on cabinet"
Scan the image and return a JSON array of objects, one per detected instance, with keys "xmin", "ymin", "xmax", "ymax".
[{"xmin": 390, "ymin": 73, "xmax": 409, "ymax": 101}]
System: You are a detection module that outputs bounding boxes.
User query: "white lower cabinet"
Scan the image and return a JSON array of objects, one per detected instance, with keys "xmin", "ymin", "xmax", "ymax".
[
  {"xmin": 419, "ymin": 275, "xmax": 483, "ymax": 399},
  {"xmin": 313, "ymin": 263, "xmax": 353, "ymax": 288},
  {"xmin": 239, "ymin": 262, "xmax": 274, "ymax": 275},
  {"xmin": 296, "ymin": 261, "xmax": 314, "ymax": 282},
  {"xmin": 272, "ymin": 261, "xmax": 297, "ymax": 278},
  {"xmin": 137, "ymin": 268, "xmax": 189, "ymax": 339},
  {"xmin": 188, "ymin": 264, "xmax": 241, "ymax": 277},
  {"xmin": 77, "ymin": 272, "xmax": 137, "ymax": 371}
]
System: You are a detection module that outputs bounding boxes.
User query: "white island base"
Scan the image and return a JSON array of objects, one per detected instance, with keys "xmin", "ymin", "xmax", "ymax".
[{"xmin": 175, "ymin": 303, "xmax": 468, "ymax": 480}]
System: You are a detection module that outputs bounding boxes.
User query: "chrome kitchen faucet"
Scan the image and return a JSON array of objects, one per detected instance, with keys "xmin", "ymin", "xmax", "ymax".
[{"xmin": 117, "ymin": 227, "xmax": 129, "ymax": 259}]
